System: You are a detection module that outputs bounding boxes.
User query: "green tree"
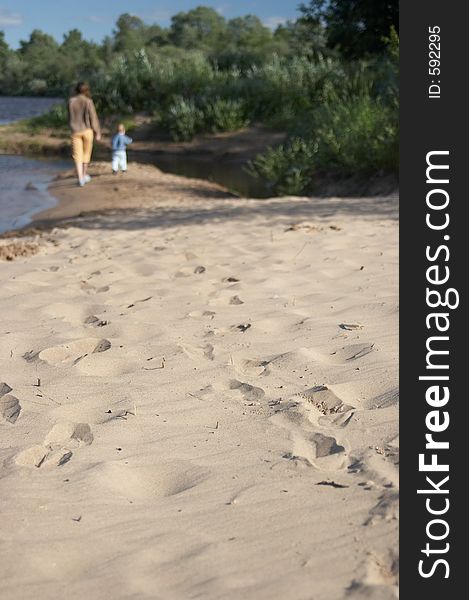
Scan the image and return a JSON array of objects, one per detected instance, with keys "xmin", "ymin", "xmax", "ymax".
[
  {"xmin": 18, "ymin": 30, "xmax": 60, "ymax": 93},
  {"xmin": 217, "ymin": 16, "xmax": 289, "ymax": 68},
  {"xmin": 145, "ymin": 24, "xmax": 168, "ymax": 47},
  {"xmin": 0, "ymin": 31, "xmax": 9, "ymax": 60},
  {"xmin": 299, "ymin": 0, "xmax": 398, "ymax": 58},
  {"xmin": 19, "ymin": 29, "xmax": 59, "ymax": 60},
  {"xmin": 59, "ymin": 30, "xmax": 103, "ymax": 93},
  {"xmin": 113, "ymin": 13, "xmax": 147, "ymax": 52},
  {"xmin": 274, "ymin": 19, "xmax": 328, "ymax": 59},
  {"xmin": 0, "ymin": 31, "xmax": 13, "ymax": 93},
  {"xmin": 169, "ymin": 6, "xmax": 226, "ymax": 51},
  {"xmin": 100, "ymin": 35, "xmax": 115, "ymax": 65}
]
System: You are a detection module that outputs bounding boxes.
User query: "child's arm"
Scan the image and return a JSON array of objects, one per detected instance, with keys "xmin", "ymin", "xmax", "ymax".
[{"xmin": 124, "ymin": 135, "xmax": 133, "ymax": 146}]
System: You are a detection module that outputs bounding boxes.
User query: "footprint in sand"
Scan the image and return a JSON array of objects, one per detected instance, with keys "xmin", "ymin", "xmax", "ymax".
[
  {"xmin": 271, "ymin": 409, "xmax": 347, "ymax": 470},
  {"xmin": 0, "ymin": 382, "xmax": 13, "ymax": 396},
  {"xmin": 309, "ymin": 432, "xmax": 345, "ymax": 458},
  {"xmin": 228, "ymin": 379, "xmax": 265, "ymax": 402},
  {"xmin": 83, "ymin": 460, "xmax": 209, "ymax": 502},
  {"xmin": 329, "ymin": 343, "xmax": 375, "ymax": 363},
  {"xmin": 174, "ymin": 266, "xmax": 202, "ymax": 278},
  {"xmin": 365, "ymin": 490, "xmax": 400, "ymax": 526},
  {"xmin": 15, "ymin": 445, "xmax": 73, "ymax": 468},
  {"xmin": 1, "ymin": 394, "xmax": 21, "ymax": 424},
  {"xmin": 348, "ymin": 550, "xmax": 398, "ymax": 598},
  {"xmin": 182, "ymin": 343, "xmax": 215, "ymax": 361},
  {"xmin": 15, "ymin": 422, "xmax": 93, "ymax": 469},
  {"xmin": 1, "ymin": 383, "xmax": 21, "ymax": 424},
  {"xmin": 365, "ymin": 388, "xmax": 399, "ymax": 410},
  {"xmin": 38, "ymin": 338, "xmax": 111, "ymax": 366},
  {"xmin": 235, "ymin": 358, "xmax": 271, "ymax": 377},
  {"xmin": 84, "ymin": 315, "xmax": 109, "ymax": 328},
  {"xmin": 188, "ymin": 309, "xmax": 216, "ymax": 319},
  {"xmin": 296, "ymin": 386, "xmax": 354, "ymax": 428},
  {"xmin": 280, "ymin": 427, "xmax": 346, "ymax": 470},
  {"xmin": 44, "ymin": 422, "xmax": 94, "ymax": 447},
  {"xmin": 208, "ymin": 292, "xmax": 244, "ymax": 306},
  {"xmin": 80, "ymin": 281, "xmax": 110, "ymax": 294}
]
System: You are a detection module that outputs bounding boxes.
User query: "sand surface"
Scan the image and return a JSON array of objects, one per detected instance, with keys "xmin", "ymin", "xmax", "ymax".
[{"xmin": 0, "ymin": 163, "xmax": 399, "ymax": 599}]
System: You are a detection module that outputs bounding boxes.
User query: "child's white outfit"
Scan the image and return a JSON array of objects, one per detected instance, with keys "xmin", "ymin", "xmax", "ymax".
[{"xmin": 111, "ymin": 133, "xmax": 132, "ymax": 172}]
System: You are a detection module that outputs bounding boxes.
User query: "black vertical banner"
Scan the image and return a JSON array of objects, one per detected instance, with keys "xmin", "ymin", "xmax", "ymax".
[{"xmin": 400, "ymin": 1, "xmax": 466, "ymax": 595}]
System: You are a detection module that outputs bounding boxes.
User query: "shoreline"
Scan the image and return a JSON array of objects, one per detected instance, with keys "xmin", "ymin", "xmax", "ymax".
[
  {"xmin": 0, "ymin": 120, "xmax": 399, "ymax": 201},
  {"xmin": 0, "ymin": 154, "xmax": 70, "ymax": 236},
  {"xmin": 0, "ymin": 122, "xmax": 280, "ymax": 199},
  {"xmin": 36, "ymin": 161, "xmax": 239, "ymax": 227},
  {"xmin": 1, "ymin": 159, "xmax": 399, "ymax": 249},
  {"xmin": 0, "ymin": 161, "xmax": 237, "ymax": 245},
  {"xmin": 35, "ymin": 161, "xmax": 398, "ymax": 234}
]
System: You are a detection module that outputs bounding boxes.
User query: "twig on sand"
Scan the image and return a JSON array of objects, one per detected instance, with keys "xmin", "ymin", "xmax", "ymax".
[
  {"xmin": 316, "ymin": 480, "xmax": 349, "ymax": 489},
  {"xmin": 27, "ymin": 399, "xmax": 50, "ymax": 407},
  {"xmin": 292, "ymin": 242, "xmax": 308, "ymax": 260},
  {"xmin": 205, "ymin": 421, "xmax": 219, "ymax": 430},
  {"xmin": 43, "ymin": 393, "xmax": 62, "ymax": 406}
]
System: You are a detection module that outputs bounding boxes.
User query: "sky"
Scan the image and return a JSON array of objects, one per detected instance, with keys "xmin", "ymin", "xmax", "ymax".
[{"xmin": 0, "ymin": 1, "xmax": 301, "ymax": 48}]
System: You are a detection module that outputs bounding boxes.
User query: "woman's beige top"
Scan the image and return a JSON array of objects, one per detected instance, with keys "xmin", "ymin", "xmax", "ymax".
[{"xmin": 68, "ymin": 94, "xmax": 101, "ymax": 135}]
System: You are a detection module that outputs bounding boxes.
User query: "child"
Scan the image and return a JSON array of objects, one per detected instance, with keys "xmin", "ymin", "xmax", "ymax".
[{"xmin": 111, "ymin": 124, "xmax": 133, "ymax": 174}]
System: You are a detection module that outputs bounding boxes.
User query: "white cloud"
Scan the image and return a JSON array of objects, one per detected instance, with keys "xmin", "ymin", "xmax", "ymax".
[
  {"xmin": 263, "ymin": 16, "xmax": 288, "ymax": 30},
  {"xmin": 216, "ymin": 4, "xmax": 231, "ymax": 16},
  {"xmin": 86, "ymin": 15, "xmax": 107, "ymax": 24},
  {"xmin": 0, "ymin": 7, "xmax": 23, "ymax": 26}
]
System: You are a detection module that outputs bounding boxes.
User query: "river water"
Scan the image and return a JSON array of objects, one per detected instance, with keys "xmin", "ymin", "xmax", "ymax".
[
  {"xmin": 0, "ymin": 96, "xmax": 63, "ymax": 125},
  {"xmin": 0, "ymin": 155, "xmax": 70, "ymax": 233},
  {"xmin": 0, "ymin": 96, "xmax": 68, "ymax": 233}
]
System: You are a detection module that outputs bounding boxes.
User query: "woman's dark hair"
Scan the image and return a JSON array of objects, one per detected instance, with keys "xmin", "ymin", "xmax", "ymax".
[{"xmin": 75, "ymin": 81, "xmax": 91, "ymax": 97}]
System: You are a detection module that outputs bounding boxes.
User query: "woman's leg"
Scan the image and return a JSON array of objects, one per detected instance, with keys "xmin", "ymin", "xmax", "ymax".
[
  {"xmin": 74, "ymin": 161, "xmax": 84, "ymax": 182},
  {"xmin": 82, "ymin": 130, "xmax": 94, "ymax": 182},
  {"xmin": 71, "ymin": 133, "xmax": 85, "ymax": 184}
]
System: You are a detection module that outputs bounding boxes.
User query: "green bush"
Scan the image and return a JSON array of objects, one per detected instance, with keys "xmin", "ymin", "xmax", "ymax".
[
  {"xmin": 247, "ymin": 138, "xmax": 318, "ymax": 195},
  {"xmin": 161, "ymin": 96, "xmax": 203, "ymax": 141},
  {"xmin": 312, "ymin": 95, "xmax": 398, "ymax": 172},
  {"xmin": 202, "ymin": 97, "xmax": 248, "ymax": 132},
  {"xmin": 248, "ymin": 93, "xmax": 398, "ymax": 195}
]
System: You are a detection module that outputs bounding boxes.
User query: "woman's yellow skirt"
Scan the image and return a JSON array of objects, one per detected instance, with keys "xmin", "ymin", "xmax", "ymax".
[{"xmin": 71, "ymin": 128, "xmax": 94, "ymax": 163}]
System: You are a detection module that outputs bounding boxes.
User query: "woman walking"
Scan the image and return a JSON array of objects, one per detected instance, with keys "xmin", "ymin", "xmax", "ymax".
[{"xmin": 68, "ymin": 82, "xmax": 101, "ymax": 187}]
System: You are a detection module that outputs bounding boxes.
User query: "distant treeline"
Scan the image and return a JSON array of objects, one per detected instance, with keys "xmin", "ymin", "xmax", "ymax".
[{"xmin": 0, "ymin": 2, "xmax": 399, "ymax": 194}]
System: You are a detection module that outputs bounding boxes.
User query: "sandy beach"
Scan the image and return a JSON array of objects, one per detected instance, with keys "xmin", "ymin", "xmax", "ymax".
[{"xmin": 0, "ymin": 163, "xmax": 398, "ymax": 599}]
